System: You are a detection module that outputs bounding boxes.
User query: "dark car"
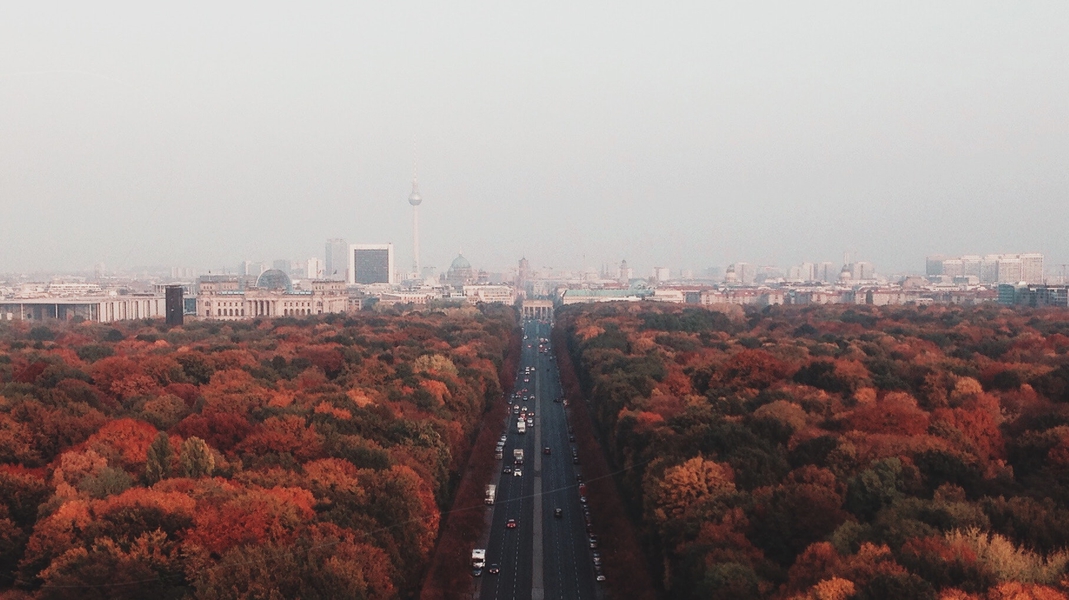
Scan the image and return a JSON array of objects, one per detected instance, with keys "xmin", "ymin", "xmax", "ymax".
[
  {"xmin": 506, "ymin": 518, "xmax": 518, "ymax": 529},
  {"xmin": 488, "ymin": 564, "xmax": 500, "ymax": 575},
  {"xmin": 472, "ymin": 568, "xmax": 483, "ymax": 577},
  {"xmin": 554, "ymin": 508, "xmax": 563, "ymax": 518},
  {"xmin": 543, "ymin": 446, "xmax": 551, "ymax": 455},
  {"xmin": 503, "ymin": 466, "xmax": 512, "ymax": 474}
]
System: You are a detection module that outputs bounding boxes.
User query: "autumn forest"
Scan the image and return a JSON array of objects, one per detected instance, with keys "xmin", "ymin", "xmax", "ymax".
[
  {"xmin": 3, "ymin": 301, "xmax": 1069, "ymax": 600},
  {"xmin": 560, "ymin": 302, "xmax": 1069, "ymax": 600},
  {"xmin": 0, "ymin": 305, "xmax": 515, "ymax": 599}
]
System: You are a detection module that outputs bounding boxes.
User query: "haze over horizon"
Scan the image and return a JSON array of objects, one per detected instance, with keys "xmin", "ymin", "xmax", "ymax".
[{"xmin": 1, "ymin": 3, "xmax": 1067, "ymax": 276}]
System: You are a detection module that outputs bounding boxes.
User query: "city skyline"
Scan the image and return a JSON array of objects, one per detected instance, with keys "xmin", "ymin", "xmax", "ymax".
[{"xmin": 2, "ymin": 4, "xmax": 1067, "ymax": 275}]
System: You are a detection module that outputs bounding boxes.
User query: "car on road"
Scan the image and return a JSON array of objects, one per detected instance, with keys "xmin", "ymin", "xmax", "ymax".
[
  {"xmin": 526, "ymin": 418, "xmax": 534, "ymax": 427},
  {"xmin": 543, "ymin": 446, "xmax": 551, "ymax": 455},
  {"xmin": 589, "ymin": 535, "xmax": 598, "ymax": 548},
  {"xmin": 488, "ymin": 564, "xmax": 500, "ymax": 574},
  {"xmin": 506, "ymin": 518, "xmax": 517, "ymax": 529},
  {"xmin": 554, "ymin": 508, "xmax": 563, "ymax": 518},
  {"xmin": 503, "ymin": 466, "xmax": 512, "ymax": 474},
  {"xmin": 513, "ymin": 468, "xmax": 523, "ymax": 477},
  {"xmin": 472, "ymin": 568, "xmax": 483, "ymax": 577},
  {"xmin": 568, "ymin": 434, "xmax": 575, "ymax": 442}
]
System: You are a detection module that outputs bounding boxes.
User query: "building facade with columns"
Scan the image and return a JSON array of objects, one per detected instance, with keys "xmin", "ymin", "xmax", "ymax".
[
  {"xmin": 195, "ymin": 276, "xmax": 347, "ymax": 320},
  {"xmin": 1, "ymin": 295, "xmax": 166, "ymax": 322}
]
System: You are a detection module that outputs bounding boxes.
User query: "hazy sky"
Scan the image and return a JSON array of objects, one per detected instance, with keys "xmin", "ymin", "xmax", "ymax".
[{"xmin": 1, "ymin": 2, "xmax": 1067, "ymax": 276}]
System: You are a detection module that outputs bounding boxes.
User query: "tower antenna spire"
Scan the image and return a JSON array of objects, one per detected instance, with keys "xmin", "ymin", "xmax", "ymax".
[{"xmin": 408, "ymin": 137, "xmax": 423, "ymax": 279}]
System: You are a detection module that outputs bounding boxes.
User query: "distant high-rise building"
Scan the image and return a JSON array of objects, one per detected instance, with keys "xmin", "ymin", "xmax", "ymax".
[
  {"xmin": 926, "ymin": 255, "xmax": 946, "ymax": 277},
  {"xmin": 852, "ymin": 261, "xmax": 875, "ymax": 280},
  {"xmin": 733, "ymin": 263, "xmax": 755, "ymax": 285},
  {"xmin": 165, "ymin": 286, "xmax": 184, "ymax": 326},
  {"xmin": 997, "ymin": 256, "xmax": 1023, "ymax": 284},
  {"xmin": 349, "ymin": 244, "xmax": 395, "ymax": 285},
  {"xmin": 930, "ymin": 253, "xmax": 1043, "ymax": 284},
  {"xmin": 942, "ymin": 259, "xmax": 965, "ymax": 278},
  {"xmin": 980, "ymin": 255, "xmax": 1000, "ymax": 283},
  {"xmin": 1021, "ymin": 253, "xmax": 1044, "ymax": 284},
  {"xmin": 818, "ymin": 262, "xmax": 836, "ymax": 283},
  {"xmin": 239, "ymin": 261, "xmax": 267, "ymax": 277},
  {"xmin": 325, "ymin": 239, "xmax": 348, "ymax": 281},
  {"xmin": 306, "ymin": 258, "xmax": 323, "ymax": 279},
  {"xmin": 171, "ymin": 267, "xmax": 197, "ymax": 280},
  {"xmin": 653, "ymin": 267, "xmax": 670, "ymax": 283}
]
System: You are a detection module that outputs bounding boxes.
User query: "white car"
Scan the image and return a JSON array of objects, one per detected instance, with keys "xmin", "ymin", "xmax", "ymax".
[{"xmin": 513, "ymin": 468, "xmax": 523, "ymax": 477}]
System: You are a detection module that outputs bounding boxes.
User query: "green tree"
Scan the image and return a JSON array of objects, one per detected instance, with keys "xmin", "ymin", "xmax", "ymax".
[
  {"xmin": 180, "ymin": 437, "xmax": 214, "ymax": 478},
  {"xmin": 845, "ymin": 458, "xmax": 906, "ymax": 520},
  {"xmin": 145, "ymin": 432, "xmax": 174, "ymax": 484}
]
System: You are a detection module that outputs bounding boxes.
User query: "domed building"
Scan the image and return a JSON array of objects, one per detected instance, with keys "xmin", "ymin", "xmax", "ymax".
[
  {"xmin": 839, "ymin": 263, "xmax": 853, "ymax": 282},
  {"xmin": 446, "ymin": 253, "xmax": 475, "ymax": 287},
  {"xmin": 256, "ymin": 269, "xmax": 293, "ymax": 292},
  {"xmin": 724, "ymin": 264, "xmax": 738, "ymax": 285}
]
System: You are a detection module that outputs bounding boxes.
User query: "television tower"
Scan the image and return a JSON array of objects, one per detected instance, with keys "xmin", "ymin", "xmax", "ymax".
[{"xmin": 408, "ymin": 167, "xmax": 422, "ymax": 277}]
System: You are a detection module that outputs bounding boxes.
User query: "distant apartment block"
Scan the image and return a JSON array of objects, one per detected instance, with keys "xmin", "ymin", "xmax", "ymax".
[{"xmin": 928, "ymin": 253, "xmax": 1043, "ymax": 284}]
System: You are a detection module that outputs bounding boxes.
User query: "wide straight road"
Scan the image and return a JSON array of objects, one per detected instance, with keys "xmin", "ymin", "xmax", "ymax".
[{"xmin": 479, "ymin": 318, "xmax": 600, "ymax": 600}]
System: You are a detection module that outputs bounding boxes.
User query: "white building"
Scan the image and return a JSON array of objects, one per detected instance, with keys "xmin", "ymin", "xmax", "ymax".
[
  {"xmin": 196, "ymin": 277, "xmax": 348, "ymax": 320},
  {"xmin": 1, "ymin": 296, "xmax": 166, "ymax": 322},
  {"xmin": 305, "ymin": 257, "xmax": 323, "ymax": 279},
  {"xmin": 463, "ymin": 285, "xmax": 516, "ymax": 305}
]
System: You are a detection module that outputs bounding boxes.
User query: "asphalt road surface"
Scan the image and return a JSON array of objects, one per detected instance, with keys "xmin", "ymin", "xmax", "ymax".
[{"xmin": 478, "ymin": 318, "xmax": 600, "ymax": 600}]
